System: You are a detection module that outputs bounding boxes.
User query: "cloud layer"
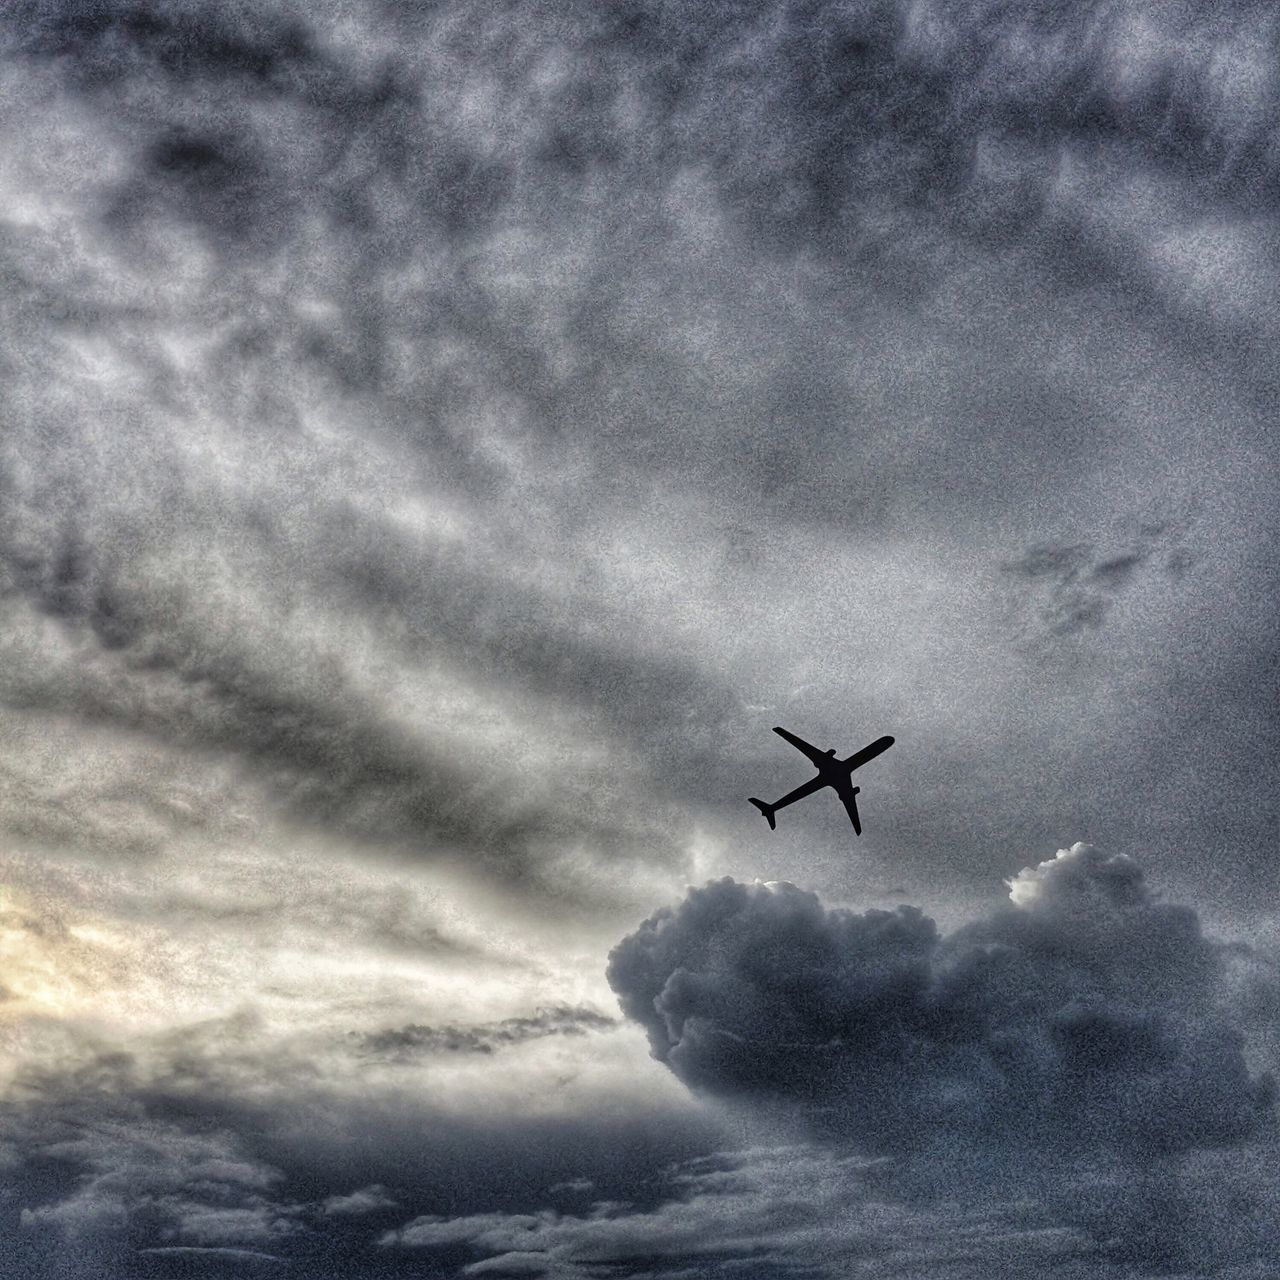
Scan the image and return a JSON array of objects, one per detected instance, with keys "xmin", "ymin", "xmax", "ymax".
[
  {"xmin": 0, "ymin": 0, "xmax": 1277, "ymax": 911},
  {"xmin": 3, "ymin": 0, "xmax": 1280, "ymax": 1275}
]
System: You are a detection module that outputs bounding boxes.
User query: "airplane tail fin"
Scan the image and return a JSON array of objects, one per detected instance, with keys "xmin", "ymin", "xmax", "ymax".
[{"xmin": 748, "ymin": 798, "xmax": 777, "ymax": 830}]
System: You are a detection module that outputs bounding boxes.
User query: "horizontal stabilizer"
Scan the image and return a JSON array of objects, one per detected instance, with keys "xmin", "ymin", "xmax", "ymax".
[{"xmin": 748, "ymin": 798, "xmax": 776, "ymax": 830}]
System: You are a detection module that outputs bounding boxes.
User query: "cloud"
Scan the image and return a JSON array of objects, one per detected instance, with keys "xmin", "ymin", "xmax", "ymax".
[
  {"xmin": 380, "ymin": 1144, "xmax": 1105, "ymax": 1279},
  {"xmin": 358, "ymin": 1005, "xmax": 617, "ymax": 1061},
  {"xmin": 0, "ymin": 959, "xmax": 718, "ymax": 1276},
  {"xmin": 9, "ymin": 1116, "xmax": 301, "ymax": 1280},
  {"xmin": 1000, "ymin": 521, "xmax": 1194, "ymax": 640},
  {"xmin": 320, "ymin": 1184, "xmax": 398, "ymax": 1217},
  {"xmin": 599, "ymin": 847, "xmax": 1280, "ymax": 1272},
  {"xmin": 380, "ymin": 1142, "xmax": 1280, "ymax": 1279},
  {"xmin": 608, "ymin": 845, "xmax": 1275, "ymax": 1158},
  {"xmin": 137, "ymin": 1247, "xmax": 287, "ymax": 1264},
  {"xmin": 2, "ymin": 1, "xmax": 1280, "ymax": 1273},
  {"xmin": 1, "ymin": 1054, "xmax": 721, "ymax": 1279},
  {"xmin": 1, "ymin": 0, "xmax": 1278, "ymax": 921}
]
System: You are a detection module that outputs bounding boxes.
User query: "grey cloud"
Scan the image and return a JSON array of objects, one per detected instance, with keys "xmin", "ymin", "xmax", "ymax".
[
  {"xmin": 17, "ymin": 0, "xmax": 1280, "ymax": 242},
  {"xmin": 321, "ymin": 1185, "xmax": 398, "ymax": 1217},
  {"xmin": 2, "ymin": 4, "xmax": 1280, "ymax": 1273},
  {"xmin": 8, "ymin": 1116, "xmax": 301, "ymax": 1280},
  {"xmin": 0, "ymin": 378, "xmax": 729, "ymax": 893},
  {"xmin": 1, "ymin": 1035, "xmax": 721, "ymax": 1280},
  {"xmin": 2, "ymin": 0, "xmax": 1277, "ymax": 918},
  {"xmin": 3, "ymin": 855, "xmax": 1274, "ymax": 1280},
  {"xmin": 545, "ymin": 1179, "xmax": 593, "ymax": 1197},
  {"xmin": 147, "ymin": 878, "xmax": 491, "ymax": 965},
  {"xmin": 1006, "ymin": 543, "xmax": 1136, "ymax": 635},
  {"xmin": 1, "ymin": 0, "xmax": 1275, "ymax": 525},
  {"xmin": 1001, "ymin": 522, "xmax": 1194, "ymax": 640},
  {"xmin": 603, "ymin": 847, "xmax": 1280, "ymax": 1272},
  {"xmin": 0, "ymin": 517, "xmax": 702, "ymax": 895},
  {"xmin": 138, "ymin": 1247, "xmax": 287, "ymax": 1263},
  {"xmin": 1058, "ymin": 1144, "xmax": 1280, "ymax": 1276},
  {"xmin": 0, "ymin": 715, "xmax": 253, "ymax": 862},
  {"xmin": 608, "ymin": 845, "xmax": 1275, "ymax": 1158},
  {"xmin": 15, "ymin": 1, "xmax": 316, "ymax": 86},
  {"xmin": 380, "ymin": 1145, "xmax": 1112, "ymax": 1280},
  {"xmin": 359, "ymin": 1005, "xmax": 618, "ymax": 1060}
]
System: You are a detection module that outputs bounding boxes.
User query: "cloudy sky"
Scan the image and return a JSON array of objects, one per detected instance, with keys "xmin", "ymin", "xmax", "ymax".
[{"xmin": 1, "ymin": 1, "xmax": 1278, "ymax": 1275}]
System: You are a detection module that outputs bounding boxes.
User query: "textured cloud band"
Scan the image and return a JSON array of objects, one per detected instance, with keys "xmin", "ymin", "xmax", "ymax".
[{"xmin": 609, "ymin": 845, "xmax": 1275, "ymax": 1157}]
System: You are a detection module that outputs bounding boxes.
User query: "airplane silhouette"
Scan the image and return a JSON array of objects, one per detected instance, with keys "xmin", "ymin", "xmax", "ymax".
[{"xmin": 749, "ymin": 727, "xmax": 894, "ymax": 836}]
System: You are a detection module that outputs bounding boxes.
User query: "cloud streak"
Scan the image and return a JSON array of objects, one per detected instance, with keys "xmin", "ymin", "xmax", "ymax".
[{"xmin": 358, "ymin": 1005, "xmax": 617, "ymax": 1060}]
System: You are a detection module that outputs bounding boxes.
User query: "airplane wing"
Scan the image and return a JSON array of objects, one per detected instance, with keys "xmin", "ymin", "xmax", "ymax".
[
  {"xmin": 770, "ymin": 774, "xmax": 827, "ymax": 811},
  {"xmin": 772, "ymin": 726, "xmax": 830, "ymax": 766},
  {"xmin": 833, "ymin": 779, "xmax": 862, "ymax": 836},
  {"xmin": 842, "ymin": 735, "xmax": 894, "ymax": 772}
]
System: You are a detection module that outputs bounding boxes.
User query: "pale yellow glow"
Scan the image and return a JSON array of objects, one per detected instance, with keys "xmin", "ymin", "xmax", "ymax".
[{"xmin": 0, "ymin": 877, "xmax": 180, "ymax": 1030}]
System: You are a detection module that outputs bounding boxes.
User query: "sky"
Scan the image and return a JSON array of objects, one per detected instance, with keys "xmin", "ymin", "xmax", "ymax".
[{"xmin": 1, "ymin": 1, "xmax": 1278, "ymax": 1276}]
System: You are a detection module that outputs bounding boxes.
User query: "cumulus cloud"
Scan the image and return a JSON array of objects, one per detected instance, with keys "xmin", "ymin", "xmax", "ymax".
[
  {"xmin": 602, "ymin": 847, "xmax": 1280, "ymax": 1272},
  {"xmin": 609, "ymin": 845, "xmax": 1275, "ymax": 1157}
]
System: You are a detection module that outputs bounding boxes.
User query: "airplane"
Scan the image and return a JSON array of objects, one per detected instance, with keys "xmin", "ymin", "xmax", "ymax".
[{"xmin": 749, "ymin": 727, "xmax": 894, "ymax": 836}]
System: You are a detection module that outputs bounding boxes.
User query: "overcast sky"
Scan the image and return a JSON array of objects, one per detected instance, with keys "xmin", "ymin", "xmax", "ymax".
[{"xmin": 2, "ymin": 1, "xmax": 1278, "ymax": 1276}]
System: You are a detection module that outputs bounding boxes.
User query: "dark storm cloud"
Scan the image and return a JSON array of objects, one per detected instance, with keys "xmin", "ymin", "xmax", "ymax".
[
  {"xmin": 385, "ymin": 1142, "xmax": 1276, "ymax": 1280},
  {"xmin": 358, "ymin": 1004, "xmax": 617, "ymax": 1060},
  {"xmin": 4, "ymin": 1113, "xmax": 301, "ymax": 1280},
  {"xmin": 602, "ymin": 847, "xmax": 1280, "ymax": 1273},
  {"xmin": 0, "ymin": 1032, "xmax": 721, "ymax": 1280},
  {"xmin": 608, "ymin": 845, "xmax": 1275, "ymax": 1158}
]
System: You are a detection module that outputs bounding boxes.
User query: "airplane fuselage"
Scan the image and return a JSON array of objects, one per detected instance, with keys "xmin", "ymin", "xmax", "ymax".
[{"xmin": 813, "ymin": 751, "xmax": 846, "ymax": 782}]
